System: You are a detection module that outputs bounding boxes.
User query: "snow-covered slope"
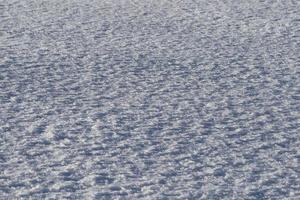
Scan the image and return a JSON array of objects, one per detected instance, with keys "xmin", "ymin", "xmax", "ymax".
[{"xmin": 0, "ymin": 0, "xmax": 299, "ymax": 199}]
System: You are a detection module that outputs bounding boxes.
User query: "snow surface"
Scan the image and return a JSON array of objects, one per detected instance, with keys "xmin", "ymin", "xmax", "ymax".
[{"xmin": 0, "ymin": 0, "xmax": 300, "ymax": 199}]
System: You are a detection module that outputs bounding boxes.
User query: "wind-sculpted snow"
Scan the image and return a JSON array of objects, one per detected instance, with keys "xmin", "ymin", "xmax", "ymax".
[{"xmin": 0, "ymin": 0, "xmax": 300, "ymax": 199}]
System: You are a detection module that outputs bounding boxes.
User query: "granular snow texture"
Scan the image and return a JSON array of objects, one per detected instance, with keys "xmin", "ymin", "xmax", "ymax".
[{"xmin": 0, "ymin": 0, "xmax": 300, "ymax": 199}]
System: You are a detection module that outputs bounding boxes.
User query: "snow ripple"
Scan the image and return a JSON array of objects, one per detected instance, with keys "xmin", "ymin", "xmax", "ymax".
[{"xmin": 0, "ymin": 0, "xmax": 299, "ymax": 199}]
